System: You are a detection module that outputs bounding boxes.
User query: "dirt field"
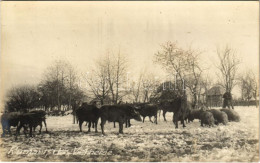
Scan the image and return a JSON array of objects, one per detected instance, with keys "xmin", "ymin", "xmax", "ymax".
[{"xmin": 0, "ymin": 106, "xmax": 259, "ymax": 162}]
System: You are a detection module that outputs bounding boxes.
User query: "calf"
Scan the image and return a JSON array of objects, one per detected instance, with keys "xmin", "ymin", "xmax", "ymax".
[
  {"xmin": 76, "ymin": 104, "xmax": 99, "ymax": 133},
  {"xmin": 100, "ymin": 104, "xmax": 141, "ymax": 134},
  {"xmin": 135, "ymin": 103, "xmax": 158, "ymax": 124}
]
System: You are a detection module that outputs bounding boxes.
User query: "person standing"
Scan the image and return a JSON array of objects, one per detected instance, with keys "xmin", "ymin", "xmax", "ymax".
[{"xmin": 222, "ymin": 91, "xmax": 234, "ymax": 109}]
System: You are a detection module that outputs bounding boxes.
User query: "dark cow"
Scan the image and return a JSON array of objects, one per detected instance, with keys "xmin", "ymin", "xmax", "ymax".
[
  {"xmin": 208, "ymin": 109, "xmax": 228, "ymax": 125},
  {"xmin": 100, "ymin": 104, "xmax": 142, "ymax": 134},
  {"xmin": 29, "ymin": 110, "xmax": 48, "ymax": 133},
  {"xmin": 76, "ymin": 104, "xmax": 100, "ymax": 133},
  {"xmin": 135, "ymin": 103, "xmax": 158, "ymax": 124},
  {"xmin": 173, "ymin": 97, "xmax": 192, "ymax": 128},
  {"xmin": 1, "ymin": 112, "xmax": 22, "ymax": 137},
  {"xmin": 200, "ymin": 111, "xmax": 215, "ymax": 127},
  {"xmin": 187, "ymin": 109, "xmax": 203, "ymax": 122},
  {"xmin": 159, "ymin": 100, "xmax": 179, "ymax": 122},
  {"xmin": 220, "ymin": 108, "xmax": 240, "ymax": 122},
  {"xmin": 15, "ymin": 111, "xmax": 47, "ymax": 138}
]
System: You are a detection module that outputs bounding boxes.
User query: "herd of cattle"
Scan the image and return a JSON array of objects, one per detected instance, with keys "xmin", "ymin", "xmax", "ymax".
[{"xmin": 1, "ymin": 96, "xmax": 241, "ymax": 139}]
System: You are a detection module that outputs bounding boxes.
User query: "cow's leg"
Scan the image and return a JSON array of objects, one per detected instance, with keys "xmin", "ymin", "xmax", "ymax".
[
  {"xmin": 100, "ymin": 119, "xmax": 106, "ymax": 135},
  {"xmin": 125, "ymin": 119, "xmax": 128, "ymax": 128},
  {"xmin": 92, "ymin": 122, "xmax": 95, "ymax": 129},
  {"xmin": 149, "ymin": 116, "xmax": 153, "ymax": 123},
  {"xmin": 15, "ymin": 123, "xmax": 23, "ymax": 140},
  {"xmin": 39, "ymin": 124, "xmax": 42, "ymax": 134},
  {"xmin": 173, "ymin": 114, "xmax": 178, "ymax": 129},
  {"xmin": 23, "ymin": 125, "xmax": 29, "ymax": 137},
  {"xmin": 163, "ymin": 110, "xmax": 167, "ymax": 121},
  {"xmin": 175, "ymin": 121, "xmax": 178, "ymax": 128},
  {"xmin": 200, "ymin": 120, "xmax": 203, "ymax": 127},
  {"xmin": 23, "ymin": 126, "xmax": 27, "ymax": 136},
  {"xmin": 95, "ymin": 120, "xmax": 98, "ymax": 133},
  {"xmin": 43, "ymin": 119, "xmax": 48, "ymax": 132},
  {"xmin": 7, "ymin": 124, "xmax": 11, "ymax": 135},
  {"xmin": 119, "ymin": 122, "xmax": 123, "ymax": 134},
  {"xmin": 128, "ymin": 119, "xmax": 131, "ymax": 127},
  {"xmin": 143, "ymin": 116, "xmax": 145, "ymax": 123},
  {"xmin": 79, "ymin": 120, "xmax": 83, "ymax": 132},
  {"xmin": 182, "ymin": 117, "xmax": 186, "ymax": 128},
  {"xmin": 155, "ymin": 114, "xmax": 158, "ymax": 124},
  {"xmin": 88, "ymin": 121, "xmax": 91, "ymax": 132},
  {"xmin": 1, "ymin": 128, "xmax": 5, "ymax": 137},
  {"xmin": 113, "ymin": 122, "xmax": 116, "ymax": 128},
  {"xmin": 29, "ymin": 126, "xmax": 33, "ymax": 137},
  {"xmin": 1, "ymin": 124, "xmax": 6, "ymax": 137}
]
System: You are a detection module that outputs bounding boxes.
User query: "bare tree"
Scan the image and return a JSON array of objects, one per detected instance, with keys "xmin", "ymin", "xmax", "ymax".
[
  {"xmin": 67, "ymin": 64, "xmax": 77, "ymax": 110},
  {"xmin": 154, "ymin": 42, "xmax": 186, "ymax": 85},
  {"xmin": 130, "ymin": 72, "xmax": 144, "ymax": 103},
  {"xmin": 140, "ymin": 72, "xmax": 160, "ymax": 103},
  {"xmin": 200, "ymin": 75, "xmax": 213, "ymax": 105},
  {"xmin": 86, "ymin": 50, "xmax": 129, "ymax": 104},
  {"xmin": 239, "ymin": 70, "xmax": 258, "ymax": 107},
  {"xmin": 43, "ymin": 60, "xmax": 69, "ymax": 110},
  {"xmin": 184, "ymin": 48, "xmax": 203, "ymax": 107},
  {"xmin": 85, "ymin": 59, "xmax": 110, "ymax": 105},
  {"xmin": 105, "ymin": 50, "xmax": 129, "ymax": 104},
  {"xmin": 216, "ymin": 46, "xmax": 240, "ymax": 93},
  {"xmin": 40, "ymin": 60, "xmax": 84, "ymax": 112},
  {"xmin": 154, "ymin": 41, "xmax": 203, "ymax": 106}
]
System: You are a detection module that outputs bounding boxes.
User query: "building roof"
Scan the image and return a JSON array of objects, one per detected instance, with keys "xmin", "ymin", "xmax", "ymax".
[{"xmin": 207, "ymin": 86, "xmax": 225, "ymax": 96}]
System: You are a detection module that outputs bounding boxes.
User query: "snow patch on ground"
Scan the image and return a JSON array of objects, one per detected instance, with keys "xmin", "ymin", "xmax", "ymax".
[{"xmin": 0, "ymin": 106, "xmax": 259, "ymax": 161}]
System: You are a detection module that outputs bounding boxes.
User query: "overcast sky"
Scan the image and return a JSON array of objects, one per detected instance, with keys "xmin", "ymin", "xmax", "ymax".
[{"xmin": 1, "ymin": 1, "xmax": 259, "ymax": 104}]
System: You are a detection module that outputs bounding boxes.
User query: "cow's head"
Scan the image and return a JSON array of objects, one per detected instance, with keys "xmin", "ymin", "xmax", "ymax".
[{"xmin": 129, "ymin": 106, "xmax": 142, "ymax": 121}]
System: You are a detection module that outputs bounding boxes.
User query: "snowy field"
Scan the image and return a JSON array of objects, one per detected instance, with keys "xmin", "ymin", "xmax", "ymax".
[{"xmin": 0, "ymin": 106, "xmax": 259, "ymax": 162}]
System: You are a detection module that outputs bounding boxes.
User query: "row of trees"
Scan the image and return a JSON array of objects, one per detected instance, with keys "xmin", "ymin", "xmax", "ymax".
[
  {"xmin": 154, "ymin": 42, "xmax": 257, "ymax": 107},
  {"xmin": 5, "ymin": 42, "xmax": 258, "ymax": 113},
  {"xmin": 6, "ymin": 60, "xmax": 85, "ymax": 113}
]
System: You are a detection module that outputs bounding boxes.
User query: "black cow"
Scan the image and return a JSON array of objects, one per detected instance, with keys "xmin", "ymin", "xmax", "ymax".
[
  {"xmin": 220, "ymin": 108, "xmax": 240, "ymax": 122},
  {"xmin": 1, "ymin": 112, "xmax": 22, "ymax": 137},
  {"xmin": 172, "ymin": 97, "xmax": 192, "ymax": 128},
  {"xmin": 15, "ymin": 111, "xmax": 47, "ymax": 138},
  {"xmin": 100, "ymin": 104, "xmax": 142, "ymax": 134},
  {"xmin": 159, "ymin": 98, "xmax": 187, "ymax": 122},
  {"xmin": 208, "ymin": 109, "xmax": 228, "ymax": 125},
  {"xmin": 76, "ymin": 104, "xmax": 100, "ymax": 133},
  {"xmin": 29, "ymin": 110, "xmax": 48, "ymax": 133},
  {"xmin": 135, "ymin": 103, "xmax": 158, "ymax": 124},
  {"xmin": 200, "ymin": 111, "xmax": 215, "ymax": 127},
  {"xmin": 187, "ymin": 109, "xmax": 203, "ymax": 122},
  {"xmin": 159, "ymin": 100, "xmax": 177, "ymax": 121}
]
